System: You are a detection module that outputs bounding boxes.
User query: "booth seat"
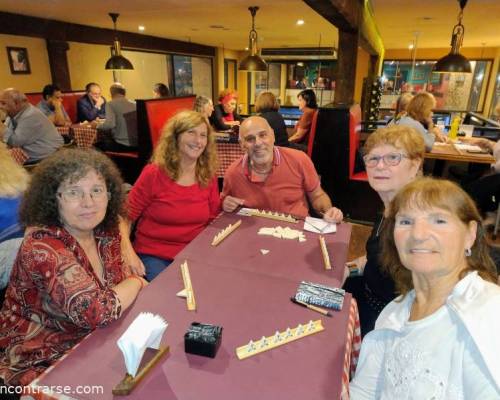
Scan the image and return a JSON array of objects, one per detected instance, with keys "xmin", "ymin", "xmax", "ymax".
[
  {"xmin": 348, "ymin": 104, "xmax": 368, "ymax": 182},
  {"xmin": 306, "ymin": 109, "xmax": 319, "ymax": 158},
  {"xmin": 25, "ymin": 91, "xmax": 85, "ymax": 123}
]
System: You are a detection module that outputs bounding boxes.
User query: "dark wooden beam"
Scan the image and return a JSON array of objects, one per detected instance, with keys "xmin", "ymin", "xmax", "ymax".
[
  {"xmin": 0, "ymin": 12, "xmax": 215, "ymax": 57},
  {"xmin": 46, "ymin": 40, "xmax": 71, "ymax": 91},
  {"xmin": 334, "ymin": 30, "xmax": 358, "ymax": 105},
  {"xmin": 303, "ymin": 0, "xmax": 362, "ymax": 33}
]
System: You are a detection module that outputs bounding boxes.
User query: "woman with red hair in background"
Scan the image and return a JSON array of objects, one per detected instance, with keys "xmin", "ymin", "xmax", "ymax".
[{"xmin": 209, "ymin": 89, "xmax": 243, "ymax": 131}]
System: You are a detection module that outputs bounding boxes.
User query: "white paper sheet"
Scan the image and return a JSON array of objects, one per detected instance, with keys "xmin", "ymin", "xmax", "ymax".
[{"xmin": 303, "ymin": 217, "xmax": 336, "ymax": 234}]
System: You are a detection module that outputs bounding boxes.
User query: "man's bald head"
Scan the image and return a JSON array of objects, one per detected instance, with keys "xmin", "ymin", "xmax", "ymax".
[
  {"xmin": 239, "ymin": 116, "xmax": 274, "ymax": 140},
  {"xmin": 0, "ymin": 88, "xmax": 28, "ymax": 117}
]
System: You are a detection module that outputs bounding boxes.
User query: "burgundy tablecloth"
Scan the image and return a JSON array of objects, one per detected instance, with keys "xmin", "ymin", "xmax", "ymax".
[
  {"xmin": 180, "ymin": 212, "xmax": 351, "ymax": 287},
  {"xmin": 26, "ymin": 260, "xmax": 356, "ymax": 400}
]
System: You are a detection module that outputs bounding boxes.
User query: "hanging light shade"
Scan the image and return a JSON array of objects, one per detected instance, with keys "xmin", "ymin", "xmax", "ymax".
[
  {"xmin": 432, "ymin": 0, "xmax": 471, "ymax": 73},
  {"xmin": 239, "ymin": 6, "xmax": 267, "ymax": 72},
  {"xmin": 105, "ymin": 13, "xmax": 134, "ymax": 70}
]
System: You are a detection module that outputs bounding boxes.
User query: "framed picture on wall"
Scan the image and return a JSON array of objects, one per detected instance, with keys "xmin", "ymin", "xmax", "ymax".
[{"xmin": 6, "ymin": 47, "xmax": 31, "ymax": 74}]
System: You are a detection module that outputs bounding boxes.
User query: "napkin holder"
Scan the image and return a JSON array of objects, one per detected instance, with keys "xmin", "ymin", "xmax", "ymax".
[{"xmin": 112, "ymin": 346, "xmax": 170, "ymax": 396}]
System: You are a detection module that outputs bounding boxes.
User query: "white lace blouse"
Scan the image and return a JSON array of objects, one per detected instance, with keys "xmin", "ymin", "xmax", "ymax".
[{"xmin": 350, "ymin": 272, "xmax": 500, "ymax": 399}]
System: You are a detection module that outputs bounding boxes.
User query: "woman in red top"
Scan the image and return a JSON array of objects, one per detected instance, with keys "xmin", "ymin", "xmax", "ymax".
[
  {"xmin": 125, "ymin": 110, "xmax": 220, "ymax": 281},
  {"xmin": 0, "ymin": 149, "xmax": 147, "ymax": 390},
  {"xmin": 289, "ymin": 89, "xmax": 318, "ymax": 147}
]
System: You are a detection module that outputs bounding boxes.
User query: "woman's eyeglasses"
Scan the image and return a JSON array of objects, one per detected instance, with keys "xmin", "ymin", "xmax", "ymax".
[
  {"xmin": 363, "ymin": 152, "xmax": 408, "ymax": 168},
  {"xmin": 57, "ymin": 187, "xmax": 110, "ymax": 203}
]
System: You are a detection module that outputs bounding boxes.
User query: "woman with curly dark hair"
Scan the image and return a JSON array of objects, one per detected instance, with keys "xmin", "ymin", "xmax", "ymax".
[
  {"xmin": 0, "ymin": 148, "xmax": 147, "ymax": 390},
  {"xmin": 124, "ymin": 110, "xmax": 220, "ymax": 281}
]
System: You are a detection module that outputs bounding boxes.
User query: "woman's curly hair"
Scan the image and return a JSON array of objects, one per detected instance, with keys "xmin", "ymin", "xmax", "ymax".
[
  {"xmin": 20, "ymin": 148, "xmax": 125, "ymax": 231},
  {"xmin": 151, "ymin": 110, "xmax": 217, "ymax": 187}
]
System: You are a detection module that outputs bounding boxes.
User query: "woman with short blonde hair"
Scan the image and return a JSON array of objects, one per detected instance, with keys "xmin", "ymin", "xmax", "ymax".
[
  {"xmin": 343, "ymin": 125, "xmax": 425, "ymax": 336},
  {"xmin": 0, "ymin": 142, "xmax": 30, "ymax": 288},
  {"xmin": 389, "ymin": 92, "xmax": 448, "ymax": 151},
  {"xmin": 126, "ymin": 110, "xmax": 221, "ymax": 280}
]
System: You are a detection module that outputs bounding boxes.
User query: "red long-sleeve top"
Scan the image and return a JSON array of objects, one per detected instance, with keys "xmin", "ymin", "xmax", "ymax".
[{"xmin": 128, "ymin": 163, "xmax": 221, "ymax": 260}]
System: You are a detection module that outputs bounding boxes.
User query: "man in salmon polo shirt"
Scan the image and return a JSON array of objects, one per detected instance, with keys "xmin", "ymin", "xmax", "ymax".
[{"xmin": 221, "ymin": 116, "xmax": 343, "ymax": 223}]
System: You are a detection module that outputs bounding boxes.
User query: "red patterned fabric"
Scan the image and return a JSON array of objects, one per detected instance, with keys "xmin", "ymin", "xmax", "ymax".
[
  {"xmin": 341, "ymin": 298, "xmax": 361, "ymax": 400},
  {"xmin": 216, "ymin": 142, "xmax": 244, "ymax": 178},
  {"xmin": 8, "ymin": 148, "xmax": 29, "ymax": 165},
  {"xmin": 55, "ymin": 126, "xmax": 70, "ymax": 137},
  {"xmin": 0, "ymin": 226, "xmax": 126, "ymax": 386},
  {"xmin": 70, "ymin": 125, "xmax": 97, "ymax": 148}
]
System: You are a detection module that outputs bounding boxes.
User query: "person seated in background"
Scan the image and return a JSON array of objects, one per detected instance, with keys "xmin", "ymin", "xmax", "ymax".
[
  {"xmin": 0, "ymin": 142, "xmax": 30, "ymax": 292},
  {"xmin": 389, "ymin": 92, "xmax": 448, "ymax": 151},
  {"xmin": 193, "ymin": 95, "xmax": 215, "ymax": 121},
  {"xmin": 350, "ymin": 178, "xmax": 500, "ymax": 399},
  {"xmin": 387, "ymin": 92, "xmax": 413, "ymax": 124},
  {"xmin": 37, "ymin": 84, "xmax": 72, "ymax": 127},
  {"xmin": 0, "ymin": 149, "xmax": 147, "ymax": 389},
  {"xmin": 455, "ymin": 136, "xmax": 500, "ymax": 219},
  {"xmin": 255, "ymin": 91, "xmax": 289, "ymax": 147},
  {"xmin": 77, "ymin": 82, "xmax": 106, "ymax": 122},
  {"xmin": 222, "ymin": 116, "xmax": 343, "ymax": 222},
  {"xmin": 295, "ymin": 77, "xmax": 307, "ymax": 89},
  {"xmin": 94, "ymin": 83, "xmax": 137, "ymax": 152},
  {"xmin": 288, "ymin": 89, "xmax": 318, "ymax": 149},
  {"xmin": 343, "ymin": 125, "xmax": 425, "ymax": 336},
  {"xmin": 0, "ymin": 88, "xmax": 63, "ymax": 164},
  {"xmin": 122, "ymin": 111, "xmax": 220, "ymax": 281},
  {"xmin": 153, "ymin": 83, "xmax": 170, "ymax": 98},
  {"xmin": 209, "ymin": 89, "xmax": 243, "ymax": 131}
]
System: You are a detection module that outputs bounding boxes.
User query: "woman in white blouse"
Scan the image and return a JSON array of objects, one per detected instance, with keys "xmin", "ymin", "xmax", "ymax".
[{"xmin": 350, "ymin": 177, "xmax": 500, "ymax": 399}]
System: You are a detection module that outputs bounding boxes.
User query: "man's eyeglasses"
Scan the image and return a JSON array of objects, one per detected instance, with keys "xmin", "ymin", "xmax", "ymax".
[
  {"xmin": 57, "ymin": 187, "xmax": 109, "ymax": 203},
  {"xmin": 363, "ymin": 152, "xmax": 408, "ymax": 168}
]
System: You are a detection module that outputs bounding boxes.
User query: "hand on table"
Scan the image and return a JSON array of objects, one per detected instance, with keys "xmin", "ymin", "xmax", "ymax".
[
  {"xmin": 222, "ymin": 195, "xmax": 245, "ymax": 212},
  {"xmin": 322, "ymin": 207, "xmax": 343, "ymax": 223}
]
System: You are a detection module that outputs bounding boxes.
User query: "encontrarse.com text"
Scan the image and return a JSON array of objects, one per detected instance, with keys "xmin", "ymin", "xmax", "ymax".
[{"xmin": 1, "ymin": 384, "xmax": 104, "ymax": 396}]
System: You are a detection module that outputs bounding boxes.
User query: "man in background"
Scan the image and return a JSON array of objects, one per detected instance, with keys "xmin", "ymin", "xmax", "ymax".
[
  {"xmin": 77, "ymin": 82, "xmax": 106, "ymax": 122},
  {"xmin": 94, "ymin": 83, "xmax": 137, "ymax": 152},
  {"xmin": 0, "ymin": 88, "xmax": 63, "ymax": 163},
  {"xmin": 37, "ymin": 84, "xmax": 72, "ymax": 127}
]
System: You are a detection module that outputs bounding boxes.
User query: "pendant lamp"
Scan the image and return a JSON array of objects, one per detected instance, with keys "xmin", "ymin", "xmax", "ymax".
[
  {"xmin": 105, "ymin": 13, "xmax": 134, "ymax": 70},
  {"xmin": 239, "ymin": 6, "xmax": 267, "ymax": 72},
  {"xmin": 432, "ymin": 0, "xmax": 471, "ymax": 73}
]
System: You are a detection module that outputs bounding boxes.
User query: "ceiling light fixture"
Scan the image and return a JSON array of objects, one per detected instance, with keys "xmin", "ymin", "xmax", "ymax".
[
  {"xmin": 432, "ymin": 0, "xmax": 471, "ymax": 73},
  {"xmin": 138, "ymin": 25, "xmax": 145, "ymax": 31},
  {"xmin": 296, "ymin": 19, "xmax": 305, "ymax": 25},
  {"xmin": 105, "ymin": 12, "xmax": 134, "ymax": 70},
  {"xmin": 239, "ymin": 6, "xmax": 267, "ymax": 72}
]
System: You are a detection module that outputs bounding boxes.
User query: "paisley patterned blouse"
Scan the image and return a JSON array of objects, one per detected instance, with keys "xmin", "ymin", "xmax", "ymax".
[{"xmin": 0, "ymin": 226, "xmax": 127, "ymax": 386}]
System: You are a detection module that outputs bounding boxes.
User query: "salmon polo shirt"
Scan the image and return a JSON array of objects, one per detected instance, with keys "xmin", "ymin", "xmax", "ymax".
[{"xmin": 221, "ymin": 146, "xmax": 320, "ymax": 218}]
